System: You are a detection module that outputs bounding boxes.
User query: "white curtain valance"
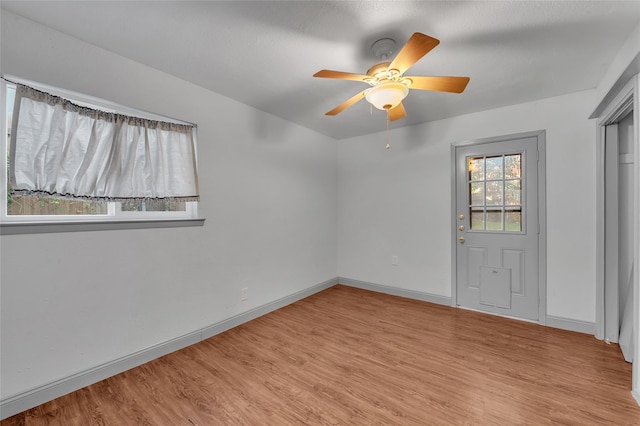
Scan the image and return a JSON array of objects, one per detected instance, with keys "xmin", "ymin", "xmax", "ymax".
[{"xmin": 9, "ymin": 84, "xmax": 199, "ymax": 202}]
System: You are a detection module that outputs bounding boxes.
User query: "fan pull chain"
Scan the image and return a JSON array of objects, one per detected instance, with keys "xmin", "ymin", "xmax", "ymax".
[{"xmin": 385, "ymin": 111, "xmax": 390, "ymax": 149}]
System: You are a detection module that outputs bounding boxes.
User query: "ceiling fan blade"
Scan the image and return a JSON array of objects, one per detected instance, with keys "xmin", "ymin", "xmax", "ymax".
[
  {"xmin": 314, "ymin": 70, "xmax": 370, "ymax": 82},
  {"xmin": 407, "ymin": 76, "xmax": 470, "ymax": 93},
  {"xmin": 387, "ymin": 32, "xmax": 440, "ymax": 75},
  {"xmin": 325, "ymin": 89, "xmax": 368, "ymax": 116},
  {"xmin": 388, "ymin": 102, "xmax": 406, "ymax": 122}
]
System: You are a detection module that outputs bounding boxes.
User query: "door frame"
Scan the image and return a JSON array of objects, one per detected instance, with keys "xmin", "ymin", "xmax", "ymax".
[
  {"xmin": 450, "ymin": 130, "xmax": 547, "ymax": 325},
  {"xmin": 596, "ymin": 75, "xmax": 639, "ymax": 342}
]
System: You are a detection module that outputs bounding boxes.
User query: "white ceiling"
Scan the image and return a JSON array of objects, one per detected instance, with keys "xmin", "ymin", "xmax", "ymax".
[{"xmin": 2, "ymin": 1, "xmax": 640, "ymax": 139}]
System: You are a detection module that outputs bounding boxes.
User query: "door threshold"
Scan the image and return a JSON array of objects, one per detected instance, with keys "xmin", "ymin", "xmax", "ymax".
[{"xmin": 457, "ymin": 305, "xmax": 539, "ymax": 324}]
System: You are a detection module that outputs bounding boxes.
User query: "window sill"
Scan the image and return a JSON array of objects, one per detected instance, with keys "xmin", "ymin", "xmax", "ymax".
[{"xmin": 0, "ymin": 218, "xmax": 205, "ymax": 235}]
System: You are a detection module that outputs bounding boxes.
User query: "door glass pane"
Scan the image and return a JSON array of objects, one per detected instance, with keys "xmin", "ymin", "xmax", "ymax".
[
  {"xmin": 470, "ymin": 182, "xmax": 484, "ymax": 205},
  {"xmin": 505, "ymin": 209, "xmax": 522, "ymax": 232},
  {"xmin": 465, "ymin": 153, "xmax": 523, "ymax": 233},
  {"xmin": 485, "ymin": 181, "xmax": 503, "ymax": 205},
  {"xmin": 468, "ymin": 157, "xmax": 484, "ymax": 181},
  {"xmin": 470, "ymin": 209, "xmax": 484, "ymax": 230},
  {"xmin": 505, "ymin": 180, "xmax": 521, "ymax": 205},
  {"xmin": 505, "ymin": 155, "xmax": 521, "ymax": 179},
  {"xmin": 485, "ymin": 156, "xmax": 503, "ymax": 179},
  {"xmin": 486, "ymin": 210, "xmax": 503, "ymax": 231}
]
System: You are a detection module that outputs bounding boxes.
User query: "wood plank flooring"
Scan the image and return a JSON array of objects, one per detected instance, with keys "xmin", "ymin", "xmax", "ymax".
[{"xmin": 3, "ymin": 284, "xmax": 640, "ymax": 425}]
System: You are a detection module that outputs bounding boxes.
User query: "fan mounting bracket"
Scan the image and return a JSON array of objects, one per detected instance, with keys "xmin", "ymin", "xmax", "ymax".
[{"xmin": 371, "ymin": 38, "xmax": 397, "ymax": 61}]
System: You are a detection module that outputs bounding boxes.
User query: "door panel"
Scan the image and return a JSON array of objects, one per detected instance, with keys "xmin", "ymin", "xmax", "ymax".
[
  {"xmin": 466, "ymin": 246, "xmax": 487, "ymax": 288},
  {"xmin": 479, "ymin": 266, "xmax": 511, "ymax": 308},
  {"xmin": 455, "ymin": 136, "xmax": 540, "ymax": 321},
  {"xmin": 502, "ymin": 249, "xmax": 524, "ymax": 295}
]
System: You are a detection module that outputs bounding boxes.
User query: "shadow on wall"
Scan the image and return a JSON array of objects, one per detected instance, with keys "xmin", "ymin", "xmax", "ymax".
[
  {"xmin": 399, "ymin": 115, "xmax": 454, "ymax": 152},
  {"xmin": 248, "ymin": 101, "xmax": 296, "ymax": 143}
]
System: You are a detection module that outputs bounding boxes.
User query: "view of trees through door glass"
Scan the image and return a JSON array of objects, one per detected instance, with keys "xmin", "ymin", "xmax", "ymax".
[{"xmin": 468, "ymin": 153, "xmax": 522, "ymax": 232}]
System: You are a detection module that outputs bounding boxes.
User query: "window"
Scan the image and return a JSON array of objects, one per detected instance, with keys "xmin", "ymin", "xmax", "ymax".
[
  {"xmin": 1, "ymin": 77, "xmax": 200, "ymax": 230},
  {"xmin": 468, "ymin": 153, "xmax": 522, "ymax": 232}
]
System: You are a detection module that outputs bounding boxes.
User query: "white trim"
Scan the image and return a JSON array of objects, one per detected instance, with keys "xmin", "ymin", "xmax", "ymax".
[
  {"xmin": 594, "ymin": 73, "xmax": 639, "ymax": 405},
  {"xmin": 595, "ymin": 79, "xmax": 634, "ymax": 340},
  {"xmin": 632, "ymin": 74, "xmax": 640, "ymax": 400},
  {"xmin": 1, "ymin": 203, "xmax": 199, "ymax": 225},
  {"xmin": 596, "ymin": 122, "xmax": 606, "ymax": 340},
  {"xmin": 603, "ymin": 123, "xmax": 621, "ymax": 343},
  {"xmin": 546, "ymin": 315, "xmax": 596, "ymax": 335},
  {"xmin": 1, "ymin": 79, "xmax": 9, "ymax": 222},
  {"xmin": 338, "ymin": 277, "xmax": 452, "ymax": 306},
  {"xmin": 536, "ymin": 133, "xmax": 548, "ymax": 326},
  {"xmin": 0, "ymin": 217, "xmax": 205, "ymax": 235},
  {"xmin": 597, "ymin": 79, "xmax": 636, "ymax": 128},
  {"xmin": 0, "ymin": 277, "xmax": 338, "ymax": 420},
  {"xmin": 450, "ymin": 144, "xmax": 458, "ymax": 308}
]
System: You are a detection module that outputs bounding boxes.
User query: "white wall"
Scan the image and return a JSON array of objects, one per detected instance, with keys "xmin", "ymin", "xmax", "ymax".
[
  {"xmin": 338, "ymin": 89, "xmax": 597, "ymax": 323},
  {"xmin": 0, "ymin": 11, "xmax": 338, "ymax": 400}
]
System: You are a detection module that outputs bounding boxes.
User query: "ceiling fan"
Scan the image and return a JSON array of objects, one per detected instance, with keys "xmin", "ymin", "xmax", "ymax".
[{"xmin": 313, "ymin": 32, "xmax": 470, "ymax": 121}]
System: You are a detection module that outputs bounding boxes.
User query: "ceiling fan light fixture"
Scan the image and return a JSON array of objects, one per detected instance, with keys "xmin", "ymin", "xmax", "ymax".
[
  {"xmin": 313, "ymin": 32, "xmax": 468, "ymax": 122},
  {"xmin": 365, "ymin": 81, "xmax": 409, "ymax": 110}
]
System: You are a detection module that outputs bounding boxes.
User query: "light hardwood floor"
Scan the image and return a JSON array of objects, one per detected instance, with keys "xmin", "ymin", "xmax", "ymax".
[{"xmin": 3, "ymin": 284, "xmax": 640, "ymax": 425}]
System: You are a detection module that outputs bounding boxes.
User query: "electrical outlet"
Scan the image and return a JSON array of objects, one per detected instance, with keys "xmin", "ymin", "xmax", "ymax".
[
  {"xmin": 241, "ymin": 287, "xmax": 248, "ymax": 301},
  {"xmin": 392, "ymin": 255, "xmax": 399, "ymax": 266}
]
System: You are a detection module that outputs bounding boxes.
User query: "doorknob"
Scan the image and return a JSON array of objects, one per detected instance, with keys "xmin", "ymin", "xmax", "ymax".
[{"xmin": 458, "ymin": 236, "xmax": 465, "ymax": 243}]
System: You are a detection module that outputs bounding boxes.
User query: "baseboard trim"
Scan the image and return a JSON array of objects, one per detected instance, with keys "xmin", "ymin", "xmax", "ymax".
[
  {"xmin": 632, "ymin": 390, "xmax": 640, "ymax": 406},
  {"xmin": 338, "ymin": 278, "xmax": 597, "ymax": 337},
  {"xmin": 338, "ymin": 277, "xmax": 452, "ymax": 306},
  {"xmin": 0, "ymin": 277, "xmax": 338, "ymax": 420},
  {"xmin": 546, "ymin": 315, "xmax": 596, "ymax": 335},
  {"xmin": 200, "ymin": 277, "xmax": 338, "ymax": 340}
]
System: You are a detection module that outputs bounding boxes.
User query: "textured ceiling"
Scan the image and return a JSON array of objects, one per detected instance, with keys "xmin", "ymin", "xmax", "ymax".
[{"xmin": 2, "ymin": 1, "xmax": 640, "ymax": 139}]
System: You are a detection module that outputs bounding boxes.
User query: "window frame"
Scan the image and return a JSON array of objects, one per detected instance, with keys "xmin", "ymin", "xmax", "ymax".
[{"xmin": 0, "ymin": 76, "xmax": 203, "ymax": 234}]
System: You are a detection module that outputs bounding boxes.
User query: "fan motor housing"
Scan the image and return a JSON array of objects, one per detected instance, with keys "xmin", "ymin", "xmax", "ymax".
[{"xmin": 367, "ymin": 62, "xmax": 391, "ymax": 77}]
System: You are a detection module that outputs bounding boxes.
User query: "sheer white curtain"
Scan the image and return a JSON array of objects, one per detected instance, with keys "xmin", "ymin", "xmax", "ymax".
[{"xmin": 9, "ymin": 84, "xmax": 199, "ymax": 202}]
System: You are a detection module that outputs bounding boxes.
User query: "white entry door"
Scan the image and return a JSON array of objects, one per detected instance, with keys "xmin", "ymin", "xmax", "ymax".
[{"xmin": 454, "ymin": 133, "xmax": 544, "ymax": 321}]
